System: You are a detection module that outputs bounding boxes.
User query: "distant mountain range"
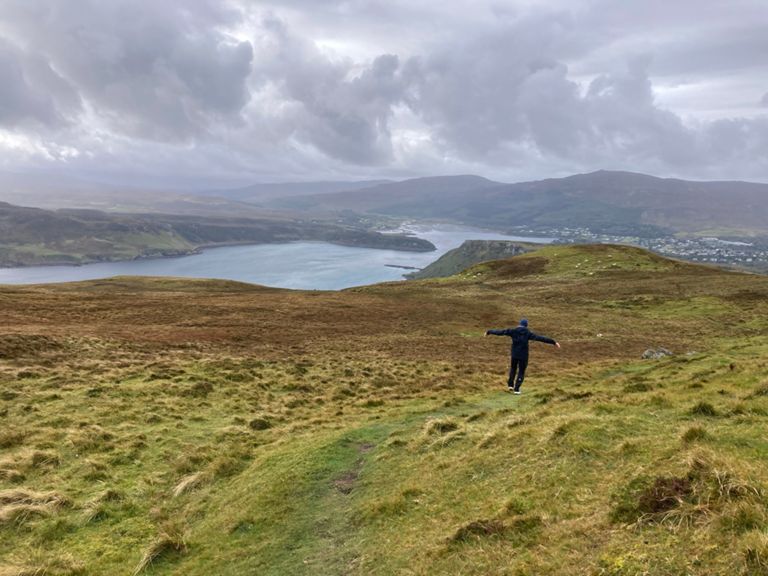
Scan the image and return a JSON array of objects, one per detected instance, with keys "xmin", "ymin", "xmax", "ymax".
[
  {"xmin": 3, "ymin": 169, "xmax": 768, "ymax": 239},
  {"xmin": 263, "ymin": 171, "xmax": 768, "ymax": 238}
]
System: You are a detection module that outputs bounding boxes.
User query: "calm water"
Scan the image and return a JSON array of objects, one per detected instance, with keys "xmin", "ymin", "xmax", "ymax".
[{"xmin": 0, "ymin": 225, "xmax": 553, "ymax": 289}]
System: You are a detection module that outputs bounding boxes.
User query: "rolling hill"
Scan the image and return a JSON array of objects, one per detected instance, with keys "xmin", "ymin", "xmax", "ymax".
[
  {"xmin": 6, "ymin": 169, "xmax": 768, "ymax": 239},
  {"xmin": 2, "ymin": 244, "xmax": 768, "ymax": 575},
  {"xmin": 0, "ymin": 202, "xmax": 434, "ymax": 267},
  {"xmin": 267, "ymin": 170, "xmax": 768, "ymax": 238},
  {"xmin": 270, "ymin": 174, "xmax": 501, "ymax": 214},
  {"xmin": 405, "ymin": 239, "xmax": 535, "ymax": 279}
]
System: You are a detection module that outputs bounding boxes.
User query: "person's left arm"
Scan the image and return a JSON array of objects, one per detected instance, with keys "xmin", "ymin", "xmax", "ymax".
[{"xmin": 530, "ymin": 332, "xmax": 560, "ymax": 347}]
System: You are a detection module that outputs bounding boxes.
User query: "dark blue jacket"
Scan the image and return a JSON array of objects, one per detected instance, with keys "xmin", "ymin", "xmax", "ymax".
[{"xmin": 486, "ymin": 326, "xmax": 556, "ymax": 359}]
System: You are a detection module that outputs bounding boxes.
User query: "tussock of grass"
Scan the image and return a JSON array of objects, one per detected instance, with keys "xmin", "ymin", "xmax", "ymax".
[
  {"xmin": 448, "ymin": 514, "xmax": 542, "ymax": 545},
  {"xmin": 0, "ymin": 469, "xmax": 25, "ymax": 483},
  {"xmin": 0, "ymin": 430, "xmax": 26, "ymax": 449},
  {"xmin": 689, "ymin": 401, "xmax": 719, "ymax": 417},
  {"xmin": 624, "ymin": 381, "xmax": 652, "ymax": 393},
  {"xmin": 0, "ymin": 489, "xmax": 71, "ymax": 526},
  {"xmin": 81, "ymin": 489, "xmax": 122, "ymax": 524},
  {"xmin": 501, "ymin": 496, "xmax": 532, "ymax": 516},
  {"xmin": 611, "ymin": 451, "xmax": 765, "ymax": 527},
  {"xmin": 448, "ymin": 519, "xmax": 508, "ymax": 543},
  {"xmin": 422, "ymin": 417, "xmax": 460, "ymax": 436},
  {"xmin": 360, "ymin": 488, "xmax": 423, "ymax": 520},
  {"xmin": 681, "ymin": 425, "xmax": 710, "ymax": 444},
  {"xmin": 181, "ymin": 380, "xmax": 214, "ymax": 398},
  {"xmin": 0, "ymin": 489, "xmax": 70, "ymax": 508},
  {"xmin": 0, "ymin": 552, "xmax": 85, "ymax": 576},
  {"xmin": 476, "ymin": 430, "xmax": 502, "ymax": 449},
  {"xmin": 133, "ymin": 524, "xmax": 188, "ymax": 575},
  {"xmin": 172, "ymin": 472, "xmax": 212, "ymax": 498},
  {"xmin": 749, "ymin": 383, "xmax": 768, "ymax": 398},
  {"xmin": 742, "ymin": 530, "xmax": 768, "ymax": 573},
  {"xmin": 67, "ymin": 425, "xmax": 114, "ymax": 452},
  {"xmin": 248, "ymin": 416, "xmax": 272, "ymax": 430},
  {"xmin": 718, "ymin": 501, "xmax": 768, "ymax": 534}
]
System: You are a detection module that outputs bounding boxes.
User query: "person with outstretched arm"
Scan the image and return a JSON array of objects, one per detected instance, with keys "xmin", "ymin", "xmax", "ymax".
[{"xmin": 485, "ymin": 318, "xmax": 560, "ymax": 394}]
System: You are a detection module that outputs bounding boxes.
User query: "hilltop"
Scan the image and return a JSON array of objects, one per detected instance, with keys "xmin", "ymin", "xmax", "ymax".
[
  {"xmin": 405, "ymin": 239, "xmax": 535, "ymax": 279},
  {"xmin": 2, "ymin": 245, "xmax": 768, "ymax": 575}
]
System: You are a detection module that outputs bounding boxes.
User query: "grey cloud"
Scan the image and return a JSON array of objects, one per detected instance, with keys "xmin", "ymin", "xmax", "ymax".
[
  {"xmin": 401, "ymin": 18, "xmax": 696, "ymax": 169},
  {"xmin": 0, "ymin": 39, "xmax": 80, "ymax": 129},
  {"xmin": 0, "ymin": 0, "xmax": 253, "ymax": 141},
  {"xmin": 762, "ymin": 93, "xmax": 768, "ymax": 107},
  {"xmin": 0, "ymin": 0, "xmax": 767, "ymax": 183},
  {"xmin": 250, "ymin": 18, "xmax": 406, "ymax": 164}
]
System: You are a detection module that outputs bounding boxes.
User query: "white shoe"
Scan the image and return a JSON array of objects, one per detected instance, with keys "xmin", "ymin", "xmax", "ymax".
[{"xmin": 513, "ymin": 391, "xmax": 521, "ymax": 395}]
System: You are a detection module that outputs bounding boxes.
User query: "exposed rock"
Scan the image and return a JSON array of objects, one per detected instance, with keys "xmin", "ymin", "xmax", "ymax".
[{"xmin": 642, "ymin": 347, "xmax": 674, "ymax": 359}]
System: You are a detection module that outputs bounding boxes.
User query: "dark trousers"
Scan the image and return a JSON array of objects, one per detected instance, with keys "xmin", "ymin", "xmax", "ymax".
[{"xmin": 508, "ymin": 356, "xmax": 528, "ymax": 391}]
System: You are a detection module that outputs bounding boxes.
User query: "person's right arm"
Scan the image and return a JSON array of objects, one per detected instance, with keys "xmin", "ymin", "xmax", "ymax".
[{"xmin": 485, "ymin": 329, "xmax": 510, "ymax": 337}]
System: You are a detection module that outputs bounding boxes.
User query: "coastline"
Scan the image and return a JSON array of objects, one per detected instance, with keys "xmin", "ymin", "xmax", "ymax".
[
  {"xmin": 0, "ymin": 235, "xmax": 436, "ymax": 270},
  {"xmin": 0, "ymin": 223, "xmax": 553, "ymax": 289}
]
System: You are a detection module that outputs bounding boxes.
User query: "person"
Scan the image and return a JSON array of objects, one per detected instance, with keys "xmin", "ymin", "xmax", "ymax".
[{"xmin": 485, "ymin": 318, "xmax": 560, "ymax": 394}]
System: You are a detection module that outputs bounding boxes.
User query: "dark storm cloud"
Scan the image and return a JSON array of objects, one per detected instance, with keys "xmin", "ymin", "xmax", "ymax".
[{"xmin": 0, "ymin": 0, "xmax": 766, "ymax": 182}]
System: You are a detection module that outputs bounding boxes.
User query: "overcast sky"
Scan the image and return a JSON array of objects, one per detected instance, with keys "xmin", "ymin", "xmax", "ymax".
[{"xmin": 0, "ymin": 0, "xmax": 767, "ymax": 186}]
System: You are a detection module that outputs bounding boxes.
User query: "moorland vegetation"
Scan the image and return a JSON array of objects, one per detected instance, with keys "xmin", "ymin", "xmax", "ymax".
[{"xmin": 2, "ymin": 244, "xmax": 768, "ymax": 575}]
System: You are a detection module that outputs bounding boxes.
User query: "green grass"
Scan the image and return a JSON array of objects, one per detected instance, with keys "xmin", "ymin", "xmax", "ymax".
[{"xmin": 2, "ymin": 244, "xmax": 768, "ymax": 574}]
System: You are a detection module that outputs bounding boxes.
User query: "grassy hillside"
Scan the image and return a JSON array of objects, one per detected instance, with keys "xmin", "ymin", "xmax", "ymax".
[
  {"xmin": 0, "ymin": 203, "xmax": 434, "ymax": 267},
  {"xmin": 0, "ymin": 203, "xmax": 196, "ymax": 266},
  {"xmin": 406, "ymin": 240, "xmax": 536, "ymax": 279},
  {"xmin": 2, "ymin": 245, "xmax": 768, "ymax": 575}
]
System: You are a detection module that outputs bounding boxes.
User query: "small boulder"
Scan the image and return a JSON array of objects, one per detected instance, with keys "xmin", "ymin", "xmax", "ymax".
[{"xmin": 642, "ymin": 347, "xmax": 674, "ymax": 360}]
